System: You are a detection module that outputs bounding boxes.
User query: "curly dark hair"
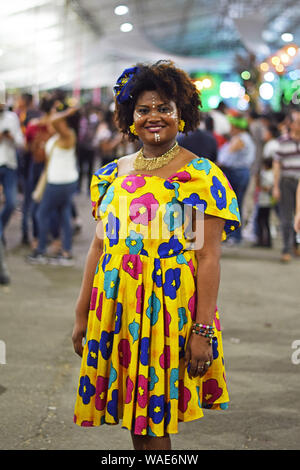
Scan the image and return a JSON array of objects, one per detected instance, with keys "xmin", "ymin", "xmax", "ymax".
[{"xmin": 114, "ymin": 60, "xmax": 202, "ymax": 141}]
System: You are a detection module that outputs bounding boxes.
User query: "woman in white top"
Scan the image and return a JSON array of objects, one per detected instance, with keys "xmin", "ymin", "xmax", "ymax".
[{"xmin": 28, "ymin": 106, "xmax": 80, "ymax": 265}]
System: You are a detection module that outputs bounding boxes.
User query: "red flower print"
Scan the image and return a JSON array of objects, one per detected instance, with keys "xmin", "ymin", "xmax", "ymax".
[
  {"xmin": 95, "ymin": 376, "xmax": 109, "ymax": 411},
  {"xmin": 137, "ymin": 375, "xmax": 148, "ymax": 408},
  {"xmin": 178, "ymin": 379, "xmax": 191, "ymax": 413},
  {"xmin": 188, "ymin": 292, "xmax": 196, "ymax": 321},
  {"xmin": 125, "ymin": 376, "xmax": 134, "ymax": 404},
  {"xmin": 136, "ymin": 284, "xmax": 144, "ymax": 314},
  {"xmin": 163, "ymin": 305, "xmax": 171, "ymax": 337},
  {"xmin": 118, "ymin": 339, "xmax": 131, "ymax": 368},
  {"xmin": 96, "ymin": 292, "xmax": 103, "ymax": 321},
  {"xmin": 121, "ymin": 175, "xmax": 146, "ymax": 193},
  {"xmin": 129, "ymin": 193, "xmax": 159, "ymax": 225},
  {"xmin": 169, "ymin": 171, "xmax": 191, "ymax": 183},
  {"xmin": 122, "ymin": 254, "xmax": 143, "ymax": 280},
  {"xmin": 81, "ymin": 420, "xmax": 94, "ymax": 427},
  {"xmin": 202, "ymin": 379, "xmax": 223, "ymax": 404},
  {"xmin": 134, "ymin": 415, "xmax": 147, "ymax": 435},
  {"xmin": 90, "ymin": 287, "xmax": 98, "ymax": 310},
  {"xmin": 159, "ymin": 345, "xmax": 170, "ymax": 369}
]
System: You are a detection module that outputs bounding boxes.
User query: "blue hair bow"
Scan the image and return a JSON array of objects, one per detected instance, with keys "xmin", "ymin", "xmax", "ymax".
[{"xmin": 113, "ymin": 66, "xmax": 139, "ymax": 104}]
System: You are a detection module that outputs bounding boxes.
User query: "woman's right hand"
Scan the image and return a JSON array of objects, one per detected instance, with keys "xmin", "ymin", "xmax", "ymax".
[{"xmin": 72, "ymin": 318, "xmax": 88, "ymax": 357}]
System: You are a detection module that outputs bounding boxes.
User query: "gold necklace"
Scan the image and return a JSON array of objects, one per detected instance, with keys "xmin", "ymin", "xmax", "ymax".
[{"xmin": 133, "ymin": 142, "xmax": 180, "ymax": 171}]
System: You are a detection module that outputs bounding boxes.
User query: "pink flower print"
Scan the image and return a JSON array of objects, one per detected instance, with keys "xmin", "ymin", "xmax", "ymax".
[
  {"xmin": 137, "ymin": 375, "xmax": 148, "ymax": 408},
  {"xmin": 187, "ymin": 259, "xmax": 195, "ymax": 276},
  {"xmin": 214, "ymin": 314, "xmax": 221, "ymax": 332},
  {"xmin": 159, "ymin": 345, "xmax": 170, "ymax": 369},
  {"xmin": 125, "ymin": 376, "xmax": 134, "ymax": 404},
  {"xmin": 118, "ymin": 339, "xmax": 131, "ymax": 368},
  {"xmin": 163, "ymin": 305, "xmax": 171, "ymax": 337},
  {"xmin": 134, "ymin": 415, "xmax": 147, "ymax": 435},
  {"xmin": 178, "ymin": 379, "xmax": 191, "ymax": 413},
  {"xmin": 121, "ymin": 175, "xmax": 146, "ymax": 193},
  {"xmin": 122, "ymin": 254, "xmax": 143, "ymax": 280},
  {"xmin": 129, "ymin": 193, "xmax": 159, "ymax": 226},
  {"xmin": 81, "ymin": 420, "xmax": 94, "ymax": 427},
  {"xmin": 169, "ymin": 171, "xmax": 191, "ymax": 183},
  {"xmin": 136, "ymin": 284, "xmax": 144, "ymax": 314},
  {"xmin": 95, "ymin": 376, "xmax": 109, "ymax": 411},
  {"xmin": 188, "ymin": 292, "xmax": 196, "ymax": 321},
  {"xmin": 202, "ymin": 378, "xmax": 223, "ymax": 405},
  {"xmin": 90, "ymin": 287, "xmax": 98, "ymax": 310},
  {"xmin": 96, "ymin": 292, "xmax": 103, "ymax": 321}
]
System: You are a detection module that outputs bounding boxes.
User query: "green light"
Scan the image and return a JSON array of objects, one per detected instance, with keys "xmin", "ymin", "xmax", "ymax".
[{"xmin": 241, "ymin": 70, "xmax": 251, "ymax": 80}]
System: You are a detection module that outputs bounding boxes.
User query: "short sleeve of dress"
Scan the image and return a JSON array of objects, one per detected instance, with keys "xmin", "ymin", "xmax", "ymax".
[
  {"xmin": 90, "ymin": 159, "xmax": 118, "ymax": 220},
  {"xmin": 169, "ymin": 157, "xmax": 241, "ymax": 241}
]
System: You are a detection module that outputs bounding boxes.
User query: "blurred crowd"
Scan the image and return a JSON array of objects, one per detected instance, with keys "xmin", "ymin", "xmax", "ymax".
[{"xmin": 0, "ymin": 90, "xmax": 300, "ymax": 285}]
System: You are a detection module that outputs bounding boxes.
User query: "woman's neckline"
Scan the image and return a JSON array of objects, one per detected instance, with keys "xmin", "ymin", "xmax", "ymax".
[{"xmin": 114, "ymin": 156, "xmax": 201, "ymax": 181}]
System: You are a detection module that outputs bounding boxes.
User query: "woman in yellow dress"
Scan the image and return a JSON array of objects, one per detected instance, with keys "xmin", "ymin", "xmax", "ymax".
[{"xmin": 72, "ymin": 61, "xmax": 240, "ymax": 450}]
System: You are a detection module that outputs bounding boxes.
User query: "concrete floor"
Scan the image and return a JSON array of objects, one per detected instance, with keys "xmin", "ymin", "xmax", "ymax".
[{"xmin": 0, "ymin": 190, "xmax": 300, "ymax": 451}]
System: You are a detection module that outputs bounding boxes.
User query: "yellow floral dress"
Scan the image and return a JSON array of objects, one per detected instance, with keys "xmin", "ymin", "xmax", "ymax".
[{"xmin": 74, "ymin": 156, "xmax": 240, "ymax": 436}]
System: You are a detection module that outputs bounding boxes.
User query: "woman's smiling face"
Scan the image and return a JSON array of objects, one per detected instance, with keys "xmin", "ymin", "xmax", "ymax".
[{"xmin": 133, "ymin": 90, "xmax": 179, "ymax": 146}]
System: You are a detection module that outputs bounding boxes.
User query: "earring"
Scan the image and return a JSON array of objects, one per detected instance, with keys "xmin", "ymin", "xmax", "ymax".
[
  {"xmin": 129, "ymin": 123, "xmax": 138, "ymax": 136},
  {"xmin": 178, "ymin": 119, "xmax": 185, "ymax": 132}
]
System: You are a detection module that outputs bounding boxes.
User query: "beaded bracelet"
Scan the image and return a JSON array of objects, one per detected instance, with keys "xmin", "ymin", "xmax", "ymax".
[{"xmin": 191, "ymin": 322, "xmax": 215, "ymax": 340}]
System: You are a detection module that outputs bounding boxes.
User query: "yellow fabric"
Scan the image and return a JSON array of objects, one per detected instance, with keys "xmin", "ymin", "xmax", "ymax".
[{"xmin": 74, "ymin": 157, "xmax": 240, "ymax": 436}]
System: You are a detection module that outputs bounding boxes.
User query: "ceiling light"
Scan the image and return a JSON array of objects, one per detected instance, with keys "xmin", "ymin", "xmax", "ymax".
[
  {"xmin": 259, "ymin": 83, "xmax": 274, "ymax": 100},
  {"xmin": 264, "ymin": 72, "xmax": 275, "ymax": 82},
  {"xmin": 287, "ymin": 46, "xmax": 297, "ymax": 57},
  {"xmin": 114, "ymin": 5, "xmax": 129, "ymax": 15},
  {"xmin": 275, "ymin": 64, "xmax": 285, "ymax": 73},
  {"xmin": 281, "ymin": 33, "xmax": 294, "ymax": 42},
  {"xmin": 241, "ymin": 70, "xmax": 251, "ymax": 80},
  {"xmin": 202, "ymin": 78, "xmax": 212, "ymax": 88},
  {"xmin": 260, "ymin": 62, "xmax": 269, "ymax": 72},
  {"xmin": 120, "ymin": 22, "xmax": 133, "ymax": 32},
  {"xmin": 194, "ymin": 80, "xmax": 203, "ymax": 91},
  {"xmin": 280, "ymin": 53, "xmax": 290, "ymax": 64},
  {"xmin": 271, "ymin": 56, "xmax": 280, "ymax": 66}
]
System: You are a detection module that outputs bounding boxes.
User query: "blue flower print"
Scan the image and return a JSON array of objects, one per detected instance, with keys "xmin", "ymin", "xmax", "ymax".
[
  {"xmin": 164, "ymin": 180, "xmax": 175, "ymax": 191},
  {"xmin": 105, "ymin": 212, "xmax": 120, "ymax": 247},
  {"xmin": 129, "ymin": 320, "xmax": 140, "ymax": 344},
  {"xmin": 163, "ymin": 268, "xmax": 181, "ymax": 300},
  {"xmin": 170, "ymin": 368, "xmax": 179, "ymax": 400},
  {"xmin": 95, "ymin": 161, "xmax": 117, "ymax": 176},
  {"xmin": 114, "ymin": 302, "xmax": 122, "ymax": 334},
  {"xmin": 87, "ymin": 339, "xmax": 99, "ymax": 369},
  {"xmin": 212, "ymin": 336, "xmax": 219, "ymax": 360},
  {"xmin": 152, "ymin": 258, "xmax": 162, "ymax": 287},
  {"xmin": 140, "ymin": 337, "xmax": 150, "ymax": 366},
  {"xmin": 224, "ymin": 219, "xmax": 240, "ymax": 235},
  {"xmin": 99, "ymin": 330, "xmax": 114, "ymax": 360},
  {"xmin": 146, "ymin": 292, "xmax": 161, "ymax": 326},
  {"xmin": 165, "ymin": 401, "xmax": 171, "ymax": 427},
  {"xmin": 210, "ymin": 176, "xmax": 227, "ymax": 210},
  {"xmin": 158, "ymin": 235, "xmax": 183, "ymax": 258},
  {"xmin": 104, "ymin": 268, "xmax": 120, "ymax": 299},
  {"xmin": 100, "ymin": 184, "xmax": 115, "ymax": 213},
  {"xmin": 182, "ymin": 193, "xmax": 207, "ymax": 211},
  {"xmin": 102, "ymin": 253, "xmax": 112, "ymax": 272},
  {"xmin": 229, "ymin": 197, "xmax": 240, "ymax": 220},
  {"xmin": 149, "ymin": 366, "xmax": 159, "ymax": 391},
  {"xmin": 178, "ymin": 307, "xmax": 187, "ymax": 331},
  {"xmin": 179, "ymin": 335, "xmax": 185, "ymax": 359},
  {"xmin": 149, "ymin": 395, "xmax": 165, "ymax": 424},
  {"xmin": 108, "ymin": 364, "xmax": 117, "ymax": 388},
  {"xmin": 187, "ymin": 157, "xmax": 212, "ymax": 175},
  {"xmin": 107, "ymin": 389, "xmax": 119, "ymax": 422},
  {"xmin": 176, "ymin": 253, "xmax": 188, "ymax": 265},
  {"xmin": 79, "ymin": 375, "xmax": 96, "ymax": 405},
  {"xmin": 163, "ymin": 197, "xmax": 184, "ymax": 232},
  {"xmin": 125, "ymin": 230, "xmax": 144, "ymax": 254}
]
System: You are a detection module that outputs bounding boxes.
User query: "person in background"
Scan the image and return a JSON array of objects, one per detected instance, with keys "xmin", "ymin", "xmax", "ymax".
[
  {"xmin": 0, "ymin": 103, "xmax": 24, "ymax": 246},
  {"xmin": 27, "ymin": 105, "xmax": 80, "ymax": 266},
  {"xmin": 217, "ymin": 114, "xmax": 255, "ymax": 244},
  {"xmin": 273, "ymin": 110, "xmax": 300, "ymax": 262},
  {"xmin": 25, "ymin": 95, "xmax": 57, "ymax": 250},
  {"xmin": 205, "ymin": 114, "xmax": 228, "ymax": 149},
  {"xmin": 177, "ymin": 114, "xmax": 218, "ymax": 162},
  {"xmin": 294, "ymin": 179, "xmax": 300, "ymax": 234},
  {"xmin": 77, "ymin": 104, "xmax": 99, "ymax": 195},
  {"xmin": 254, "ymin": 157, "xmax": 274, "ymax": 248}
]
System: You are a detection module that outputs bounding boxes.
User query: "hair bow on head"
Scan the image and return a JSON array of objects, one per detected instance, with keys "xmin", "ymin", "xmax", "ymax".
[{"xmin": 113, "ymin": 66, "xmax": 139, "ymax": 104}]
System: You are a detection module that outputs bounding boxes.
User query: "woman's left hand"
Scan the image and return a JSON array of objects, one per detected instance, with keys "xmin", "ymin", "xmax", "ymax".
[{"xmin": 184, "ymin": 333, "xmax": 213, "ymax": 378}]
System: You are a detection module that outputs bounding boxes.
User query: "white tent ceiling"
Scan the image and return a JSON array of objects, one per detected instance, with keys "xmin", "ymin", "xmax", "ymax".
[{"xmin": 0, "ymin": 0, "xmax": 299, "ymax": 91}]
